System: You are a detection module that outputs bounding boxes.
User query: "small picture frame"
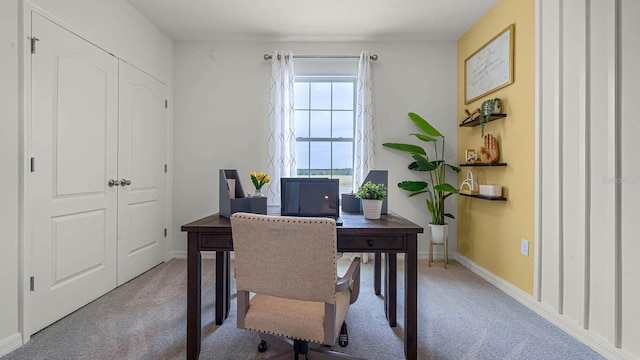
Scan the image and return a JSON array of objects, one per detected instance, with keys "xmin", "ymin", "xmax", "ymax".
[{"xmin": 465, "ymin": 149, "xmax": 478, "ymax": 164}]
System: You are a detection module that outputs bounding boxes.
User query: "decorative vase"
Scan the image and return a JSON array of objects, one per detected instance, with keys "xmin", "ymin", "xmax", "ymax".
[
  {"xmin": 253, "ymin": 188, "xmax": 264, "ymax": 198},
  {"xmin": 428, "ymin": 223, "xmax": 448, "ymax": 245},
  {"xmin": 428, "ymin": 223, "xmax": 449, "ymax": 269},
  {"xmin": 362, "ymin": 199, "xmax": 383, "ymax": 219}
]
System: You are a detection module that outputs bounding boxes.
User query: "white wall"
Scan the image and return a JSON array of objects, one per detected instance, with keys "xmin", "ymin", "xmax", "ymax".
[
  {"xmin": 0, "ymin": 0, "xmax": 173, "ymax": 355},
  {"xmin": 172, "ymin": 40, "xmax": 457, "ymax": 258},
  {"xmin": 0, "ymin": 0, "xmax": 21, "ymax": 354},
  {"xmin": 537, "ymin": 0, "xmax": 640, "ymax": 358},
  {"xmin": 29, "ymin": 0, "xmax": 172, "ymax": 83}
]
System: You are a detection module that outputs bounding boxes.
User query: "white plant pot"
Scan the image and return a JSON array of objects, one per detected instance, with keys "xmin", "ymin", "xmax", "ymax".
[
  {"xmin": 362, "ymin": 199, "xmax": 383, "ymax": 219},
  {"xmin": 428, "ymin": 223, "xmax": 448, "ymax": 245}
]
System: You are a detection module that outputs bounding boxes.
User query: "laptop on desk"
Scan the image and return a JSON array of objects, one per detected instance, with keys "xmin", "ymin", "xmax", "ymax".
[{"xmin": 280, "ymin": 178, "xmax": 343, "ymax": 226}]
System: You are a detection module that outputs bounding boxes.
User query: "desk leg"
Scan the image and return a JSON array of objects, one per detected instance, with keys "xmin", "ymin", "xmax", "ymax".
[
  {"xmin": 374, "ymin": 253, "xmax": 381, "ymax": 295},
  {"xmin": 225, "ymin": 251, "xmax": 231, "ymax": 316},
  {"xmin": 384, "ymin": 253, "xmax": 397, "ymax": 327},
  {"xmin": 187, "ymin": 233, "xmax": 201, "ymax": 360},
  {"xmin": 405, "ymin": 234, "xmax": 418, "ymax": 360},
  {"xmin": 215, "ymin": 251, "xmax": 230, "ymax": 325}
]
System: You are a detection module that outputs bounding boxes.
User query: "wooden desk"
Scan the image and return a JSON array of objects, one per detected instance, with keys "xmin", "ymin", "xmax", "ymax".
[{"xmin": 181, "ymin": 208, "xmax": 423, "ymax": 359}]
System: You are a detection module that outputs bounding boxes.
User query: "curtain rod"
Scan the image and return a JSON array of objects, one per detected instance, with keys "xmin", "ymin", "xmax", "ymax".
[{"xmin": 263, "ymin": 53, "xmax": 378, "ymax": 61}]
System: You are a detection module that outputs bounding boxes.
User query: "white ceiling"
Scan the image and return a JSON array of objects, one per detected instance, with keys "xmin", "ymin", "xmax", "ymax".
[{"xmin": 126, "ymin": 0, "xmax": 499, "ymax": 42}]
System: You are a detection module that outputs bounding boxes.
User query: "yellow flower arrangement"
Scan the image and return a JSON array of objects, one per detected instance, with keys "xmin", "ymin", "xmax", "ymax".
[{"xmin": 250, "ymin": 171, "xmax": 271, "ymax": 191}]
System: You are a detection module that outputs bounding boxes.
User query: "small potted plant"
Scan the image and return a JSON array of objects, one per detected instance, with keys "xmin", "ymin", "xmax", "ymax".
[
  {"xmin": 382, "ymin": 112, "xmax": 460, "ymax": 250},
  {"xmin": 478, "ymin": 98, "xmax": 501, "ymax": 138},
  {"xmin": 355, "ymin": 181, "xmax": 387, "ymax": 219}
]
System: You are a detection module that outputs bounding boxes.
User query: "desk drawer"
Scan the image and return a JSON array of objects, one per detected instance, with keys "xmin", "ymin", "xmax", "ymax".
[
  {"xmin": 200, "ymin": 234, "xmax": 234, "ymax": 250},
  {"xmin": 339, "ymin": 236, "xmax": 405, "ymax": 251}
]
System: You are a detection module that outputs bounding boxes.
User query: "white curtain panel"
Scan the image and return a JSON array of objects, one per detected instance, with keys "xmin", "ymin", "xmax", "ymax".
[
  {"xmin": 353, "ymin": 50, "xmax": 376, "ymax": 192},
  {"xmin": 266, "ymin": 51, "xmax": 296, "ymax": 205},
  {"xmin": 354, "ymin": 51, "xmax": 376, "ymax": 264}
]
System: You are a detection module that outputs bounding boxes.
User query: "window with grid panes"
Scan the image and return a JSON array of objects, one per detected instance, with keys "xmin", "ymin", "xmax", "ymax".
[{"xmin": 293, "ymin": 77, "xmax": 356, "ymax": 194}]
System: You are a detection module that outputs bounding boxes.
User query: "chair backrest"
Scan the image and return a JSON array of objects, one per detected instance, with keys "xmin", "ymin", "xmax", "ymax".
[{"xmin": 230, "ymin": 213, "xmax": 338, "ymax": 304}]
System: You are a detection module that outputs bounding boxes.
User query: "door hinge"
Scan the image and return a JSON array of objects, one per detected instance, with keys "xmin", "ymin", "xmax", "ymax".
[
  {"xmin": 30, "ymin": 36, "xmax": 39, "ymax": 54},
  {"xmin": 30, "ymin": 157, "xmax": 35, "ymax": 172},
  {"xmin": 164, "ymin": 164, "xmax": 168, "ymax": 173},
  {"xmin": 30, "ymin": 276, "xmax": 35, "ymax": 291},
  {"xmin": 164, "ymin": 228, "xmax": 167, "ymax": 237},
  {"xmin": 165, "ymin": 99, "xmax": 168, "ymax": 108}
]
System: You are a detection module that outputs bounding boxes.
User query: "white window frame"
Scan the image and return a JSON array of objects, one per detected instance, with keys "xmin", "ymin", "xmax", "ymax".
[{"xmin": 294, "ymin": 76, "xmax": 357, "ymax": 186}]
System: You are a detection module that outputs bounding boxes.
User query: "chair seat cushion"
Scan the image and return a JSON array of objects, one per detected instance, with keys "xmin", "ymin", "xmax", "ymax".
[{"xmin": 245, "ymin": 290, "xmax": 351, "ymax": 345}]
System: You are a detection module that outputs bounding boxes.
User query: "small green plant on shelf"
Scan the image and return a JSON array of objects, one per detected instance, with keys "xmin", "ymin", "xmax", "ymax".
[
  {"xmin": 478, "ymin": 98, "xmax": 501, "ymax": 138},
  {"xmin": 355, "ymin": 181, "xmax": 387, "ymax": 200}
]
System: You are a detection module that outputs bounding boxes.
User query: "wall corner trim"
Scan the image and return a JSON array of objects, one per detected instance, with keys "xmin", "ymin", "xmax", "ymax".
[{"xmin": 454, "ymin": 253, "xmax": 635, "ymax": 360}]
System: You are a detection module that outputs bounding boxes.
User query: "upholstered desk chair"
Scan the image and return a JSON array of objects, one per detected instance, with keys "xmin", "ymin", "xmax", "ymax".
[{"xmin": 230, "ymin": 213, "xmax": 363, "ymax": 360}]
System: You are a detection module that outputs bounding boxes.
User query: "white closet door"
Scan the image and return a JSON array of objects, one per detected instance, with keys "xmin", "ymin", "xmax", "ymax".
[
  {"xmin": 117, "ymin": 61, "xmax": 166, "ymax": 285},
  {"xmin": 30, "ymin": 13, "xmax": 118, "ymax": 333}
]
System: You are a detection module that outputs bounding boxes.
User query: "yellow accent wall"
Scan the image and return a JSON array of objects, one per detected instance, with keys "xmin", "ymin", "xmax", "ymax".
[{"xmin": 457, "ymin": 0, "xmax": 535, "ymax": 294}]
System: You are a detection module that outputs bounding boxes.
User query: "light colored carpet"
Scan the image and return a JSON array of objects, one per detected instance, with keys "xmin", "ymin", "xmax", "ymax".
[{"xmin": 2, "ymin": 257, "xmax": 604, "ymax": 360}]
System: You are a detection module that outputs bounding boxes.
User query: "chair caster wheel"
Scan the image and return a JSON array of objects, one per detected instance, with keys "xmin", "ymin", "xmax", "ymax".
[
  {"xmin": 338, "ymin": 322, "xmax": 348, "ymax": 347},
  {"xmin": 258, "ymin": 339, "xmax": 268, "ymax": 352}
]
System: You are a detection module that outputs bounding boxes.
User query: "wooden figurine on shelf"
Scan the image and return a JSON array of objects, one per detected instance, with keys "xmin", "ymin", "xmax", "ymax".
[
  {"xmin": 459, "ymin": 170, "xmax": 479, "ymax": 195},
  {"xmin": 480, "ymin": 134, "xmax": 500, "ymax": 164},
  {"xmin": 465, "ymin": 108, "xmax": 480, "ymax": 120},
  {"xmin": 460, "ymin": 108, "xmax": 480, "ymax": 125}
]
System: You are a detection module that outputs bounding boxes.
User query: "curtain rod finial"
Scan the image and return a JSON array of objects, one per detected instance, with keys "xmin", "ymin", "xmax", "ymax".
[
  {"xmin": 263, "ymin": 54, "xmax": 272, "ymax": 61},
  {"xmin": 370, "ymin": 54, "xmax": 378, "ymax": 61}
]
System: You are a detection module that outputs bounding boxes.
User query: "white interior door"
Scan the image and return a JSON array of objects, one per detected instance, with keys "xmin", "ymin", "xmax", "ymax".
[
  {"xmin": 117, "ymin": 61, "xmax": 166, "ymax": 285},
  {"xmin": 30, "ymin": 13, "xmax": 118, "ymax": 333}
]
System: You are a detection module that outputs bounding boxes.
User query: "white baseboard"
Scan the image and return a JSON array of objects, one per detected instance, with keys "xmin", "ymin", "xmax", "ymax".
[
  {"xmin": 169, "ymin": 250, "xmax": 186, "ymax": 259},
  {"xmin": 419, "ymin": 248, "xmax": 452, "ymax": 261},
  {"xmin": 454, "ymin": 253, "xmax": 636, "ymax": 360},
  {"xmin": 169, "ymin": 250, "xmax": 217, "ymax": 260},
  {"xmin": 0, "ymin": 333, "xmax": 23, "ymax": 357}
]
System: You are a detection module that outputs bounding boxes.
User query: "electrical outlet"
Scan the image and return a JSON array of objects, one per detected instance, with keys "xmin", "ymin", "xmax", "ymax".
[{"xmin": 521, "ymin": 239, "xmax": 529, "ymax": 256}]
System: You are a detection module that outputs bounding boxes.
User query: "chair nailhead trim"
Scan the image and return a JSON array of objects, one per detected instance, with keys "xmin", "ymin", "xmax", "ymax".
[
  {"xmin": 247, "ymin": 328, "xmax": 315, "ymax": 343},
  {"xmin": 234, "ymin": 213, "xmax": 334, "ymax": 226}
]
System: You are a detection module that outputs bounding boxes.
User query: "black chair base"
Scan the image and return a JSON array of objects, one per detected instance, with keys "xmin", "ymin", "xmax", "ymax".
[{"xmin": 257, "ymin": 333, "xmax": 365, "ymax": 360}]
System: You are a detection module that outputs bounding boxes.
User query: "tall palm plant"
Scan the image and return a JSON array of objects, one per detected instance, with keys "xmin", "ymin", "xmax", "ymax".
[{"xmin": 383, "ymin": 112, "xmax": 460, "ymax": 225}]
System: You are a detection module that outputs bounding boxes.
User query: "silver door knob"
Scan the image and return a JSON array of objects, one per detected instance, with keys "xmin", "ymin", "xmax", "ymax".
[
  {"xmin": 120, "ymin": 179, "xmax": 132, "ymax": 186},
  {"xmin": 108, "ymin": 179, "xmax": 120, "ymax": 187}
]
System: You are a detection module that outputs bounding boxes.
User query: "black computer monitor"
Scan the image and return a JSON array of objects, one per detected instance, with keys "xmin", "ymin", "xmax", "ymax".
[{"xmin": 280, "ymin": 178, "xmax": 340, "ymax": 219}]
